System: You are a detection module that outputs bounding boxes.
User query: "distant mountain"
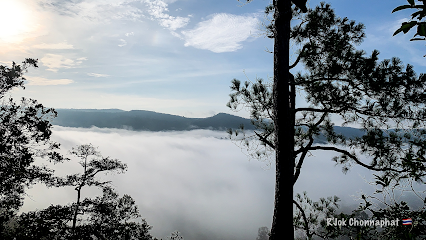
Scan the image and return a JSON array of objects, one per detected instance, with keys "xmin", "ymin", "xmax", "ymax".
[
  {"xmin": 51, "ymin": 109, "xmax": 368, "ymax": 141},
  {"xmin": 51, "ymin": 109, "xmax": 256, "ymax": 132}
]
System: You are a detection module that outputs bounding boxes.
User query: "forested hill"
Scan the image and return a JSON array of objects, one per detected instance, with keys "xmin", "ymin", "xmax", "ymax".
[
  {"xmin": 51, "ymin": 109, "xmax": 366, "ymax": 141},
  {"xmin": 51, "ymin": 109, "xmax": 256, "ymax": 131}
]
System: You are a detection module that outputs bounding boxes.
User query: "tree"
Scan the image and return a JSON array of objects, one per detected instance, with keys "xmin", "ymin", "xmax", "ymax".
[
  {"xmin": 2, "ymin": 204, "xmax": 73, "ymax": 240},
  {"xmin": 355, "ymin": 177, "xmax": 426, "ymax": 239},
  {"xmin": 0, "ymin": 59, "xmax": 63, "ymax": 234},
  {"xmin": 5, "ymin": 144, "xmax": 156, "ymax": 240},
  {"xmin": 0, "ymin": 60, "xmax": 156, "ymax": 239},
  {"xmin": 3, "ymin": 187, "xmax": 157, "ymax": 240},
  {"xmin": 167, "ymin": 231, "xmax": 184, "ymax": 240},
  {"xmin": 393, "ymin": 0, "xmax": 426, "ymax": 41},
  {"xmin": 256, "ymin": 226, "xmax": 270, "ymax": 240},
  {"xmin": 229, "ymin": 2, "xmax": 426, "ymax": 239},
  {"xmin": 52, "ymin": 144, "xmax": 128, "ymax": 239},
  {"xmin": 85, "ymin": 186, "xmax": 155, "ymax": 240},
  {"xmin": 292, "ymin": 178, "xmax": 426, "ymax": 239}
]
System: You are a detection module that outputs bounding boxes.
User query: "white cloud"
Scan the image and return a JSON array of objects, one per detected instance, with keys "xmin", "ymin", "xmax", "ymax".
[
  {"xmin": 125, "ymin": 31, "xmax": 134, "ymax": 36},
  {"xmin": 181, "ymin": 13, "xmax": 260, "ymax": 53},
  {"xmin": 32, "ymin": 42, "xmax": 74, "ymax": 49},
  {"xmin": 39, "ymin": 0, "xmax": 144, "ymax": 22},
  {"xmin": 22, "ymin": 128, "xmax": 422, "ymax": 240},
  {"xmin": 118, "ymin": 39, "xmax": 127, "ymax": 47},
  {"xmin": 87, "ymin": 73, "xmax": 110, "ymax": 77},
  {"xmin": 143, "ymin": 0, "xmax": 190, "ymax": 30},
  {"xmin": 24, "ymin": 128, "xmax": 275, "ymax": 240},
  {"xmin": 170, "ymin": 31, "xmax": 183, "ymax": 39},
  {"xmin": 40, "ymin": 54, "xmax": 87, "ymax": 72},
  {"xmin": 25, "ymin": 76, "xmax": 74, "ymax": 85}
]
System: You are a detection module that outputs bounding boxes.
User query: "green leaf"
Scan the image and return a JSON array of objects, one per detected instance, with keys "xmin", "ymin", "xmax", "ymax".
[
  {"xmin": 417, "ymin": 22, "xmax": 426, "ymax": 36},
  {"xmin": 394, "ymin": 21, "xmax": 418, "ymax": 36},
  {"xmin": 412, "ymin": 10, "xmax": 425, "ymax": 19},
  {"xmin": 392, "ymin": 4, "xmax": 416, "ymax": 13},
  {"xmin": 410, "ymin": 37, "xmax": 426, "ymax": 41}
]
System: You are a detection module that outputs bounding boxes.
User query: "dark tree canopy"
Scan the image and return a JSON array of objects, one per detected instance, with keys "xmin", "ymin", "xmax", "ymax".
[
  {"xmin": 3, "ymin": 188, "xmax": 156, "ymax": 240},
  {"xmin": 50, "ymin": 144, "xmax": 128, "ymax": 238},
  {"xmin": 0, "ymin": 60, "xmax": 157, "ymax": 239},
  {"xmin": 2, "ymin": 144, "xmax": 156, "ymax": 240},
  {"xmin": 0, "ymin": 59, "xmax": 63, "ymax": 232}
]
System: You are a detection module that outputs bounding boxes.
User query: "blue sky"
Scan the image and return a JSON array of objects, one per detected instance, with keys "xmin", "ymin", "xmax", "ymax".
[{"xmin": 1, "ymin": 0, "xmax": 425, "ymax": 118}]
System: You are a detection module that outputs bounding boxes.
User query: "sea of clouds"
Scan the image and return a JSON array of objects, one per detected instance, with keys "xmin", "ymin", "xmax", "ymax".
[{"xmin": 21, "ymin": 126, "xmax": 423, "ymax": 240}]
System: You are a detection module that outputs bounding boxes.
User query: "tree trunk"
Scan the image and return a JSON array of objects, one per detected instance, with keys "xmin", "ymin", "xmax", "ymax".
[
  {"xmin": 269, "ymin": 0, "xmax": 294, "ymax": 239},
  {"xmin": 72, "ymin": 186, "xmax": 82, "ymax": 238}
]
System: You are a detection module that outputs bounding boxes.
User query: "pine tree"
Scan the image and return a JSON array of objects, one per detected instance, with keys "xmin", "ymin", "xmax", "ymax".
[{"xmin": 230, "ymin": 2, "xmax": 426, "ymax": 239}]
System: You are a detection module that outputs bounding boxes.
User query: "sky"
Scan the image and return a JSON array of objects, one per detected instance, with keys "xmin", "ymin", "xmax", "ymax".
[
  {"xmin": 1, "ymin": 0, "xmax": 426, "ymax": 119},
  {"xmin": 22, "ymin": 127, "xmax": 425, "ymax": 240}
]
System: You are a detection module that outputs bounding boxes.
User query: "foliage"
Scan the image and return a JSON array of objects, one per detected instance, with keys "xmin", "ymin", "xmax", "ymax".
[
  {"xmin": 356, "ymin": 178, "xmax": 426, "ymax": 239},
  {"xmin": 293, "ymin": 193, "xmax": 379, "ymax": 239},
  {"xmin": 2, "ymin": 144, "xmax": 155, "ymax": 240},
  {"xmin": 84, "ymin": 186, "xmax": 154, "ymax": 240},
  {"xmin": 167, "ymin": 231, "xmax": 184, "ymax": 240},
  {"xmin": 293, "ymin": 178, "xmax": 426, "ymax": 239},
  {"xmin": 229, "ymin": 1, "xmax": 426, "ymax": 184},
  {"xmin": 0, "ymin": 59, "xmax": 64, "ymax": 234},
  {"xmin": 256, "ymin": 226, "xmax": 270, "ymax": 240},
  {"xmin": 0, "ymin": 60, "xmax": 156, "ymax": 239},
  {"xmin": 2, "ymin": 205, "xmax": 73, "ymax": 240},
  {"xmin": 50, "ymin": 144, "xmax": 128, "ymax": 237},
  {"xmin": 393, "ymin": 0, "xmax": 426, "ymax": 41},
  {"xmin": 228, "ymin": 2, "xmax": 426, "ymax": 239},
  {"xmin": 2, "ymin": 187, "xmax": 156, "ymax": 240}
]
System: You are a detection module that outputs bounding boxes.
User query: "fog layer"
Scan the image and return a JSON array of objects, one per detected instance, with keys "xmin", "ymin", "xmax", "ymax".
[{"xmin": 21, "ymin": 126, "xmax": 407, "ymax": 240}]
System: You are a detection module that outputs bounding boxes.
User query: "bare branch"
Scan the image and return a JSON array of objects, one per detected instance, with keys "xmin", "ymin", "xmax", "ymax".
[
  {"xmin": 295, "ymin": 107, "xmax": 347, "ymax": 114},
  {"xmin": 293, "ymin": 199, "xmax": 312, "ymax": 239},
  {"xmin": 254, "ymin": 130, "xmax": 275, "ymax": 149},
  {"xmin": 294, "ymin": 112, "xmax": 328, "ymax": 184},
  {"xmin": 289, "ymin": 45, "xmax": 307, "ymax": 69},
  {"xmin": 305, "ymin": 146, "xmax": 403, "ymax": 172}
]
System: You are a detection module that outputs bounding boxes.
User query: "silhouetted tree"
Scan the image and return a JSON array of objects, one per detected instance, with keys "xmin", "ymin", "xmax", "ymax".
[
  {"xmin": 167, "ymin": 231, "xmax": 184, "ymax": 240},
  {"xmin": 2, "ymin": 204, "xmax": 73, "ymax": 240},
  {"xmin": 237, "ymin": 0, "xmax": 308, "ymax": 238},
  {"xmin": 85, "ymin": 186, "xmax": 155, "ymax": 240},
  {"xmin": 0, "ymin": 60, "xmax": 157, "ymax": 240},
  {"xmin": 256, "ymin": 226, "xmax": 270, "ymax": 240},
  {"xmin": 230, "ymin": 2, "xmax": 426, "ymax": 239},
  {"xmin": 0, "ymin": 59, "xmax": 63, "ymax": 235},
  {"xmin": 4, "ymin": 144, "xmax": 156, "ymax": 240},
  {"xmin": 52, "ymin": 144, "xmax": 127, "ymax": 238},
  {"xmin": 3, "ymin": 187, "xmax": 157, "ymax": 240}
]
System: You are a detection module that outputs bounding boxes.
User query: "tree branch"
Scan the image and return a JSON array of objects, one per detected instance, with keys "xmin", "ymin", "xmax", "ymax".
[
  {"xmin": 293, "ymin": 199, "xmax": 312, "ymax": 239},
  {"xmin": 289, "ymin": 45, "xmax": 307, "ymax": 69},
  {"xmin": 294, "ymin": 112, "xmax": 327, "ymax": 184},
  {"xmin": 295, "ymin": 107, "xmax": 348, "ymax": 114},
  {"xmin": 254, "ymin": 130, "xmax": 275, "ymax": 149},
  {"xmin": 305, "ymin": 146, "xmax": 403, "ymax": 172}
]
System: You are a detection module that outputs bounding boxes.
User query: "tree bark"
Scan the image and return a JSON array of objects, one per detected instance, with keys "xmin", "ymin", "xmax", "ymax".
[
  {"xmin": 269, "ymin": 0, "xmax": 294, "ymax": 239},
  {"xmin": 72, "ymin": 186, "xmax": 82, "ymax": 238}
]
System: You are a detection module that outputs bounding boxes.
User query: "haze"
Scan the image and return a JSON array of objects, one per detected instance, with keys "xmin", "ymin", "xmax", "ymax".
[{"xmin": 20, "ymin": 126, "xmax": 414, "ymax": 240}]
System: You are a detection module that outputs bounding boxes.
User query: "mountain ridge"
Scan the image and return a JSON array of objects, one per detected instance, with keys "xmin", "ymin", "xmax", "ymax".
[
  {"xmin": 51, "ymin": 109, "xmax": 256, "ymax": 132},
  {"xmin": 51, "ymin": 109, "xmax": 366, "ymax": 142}
]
